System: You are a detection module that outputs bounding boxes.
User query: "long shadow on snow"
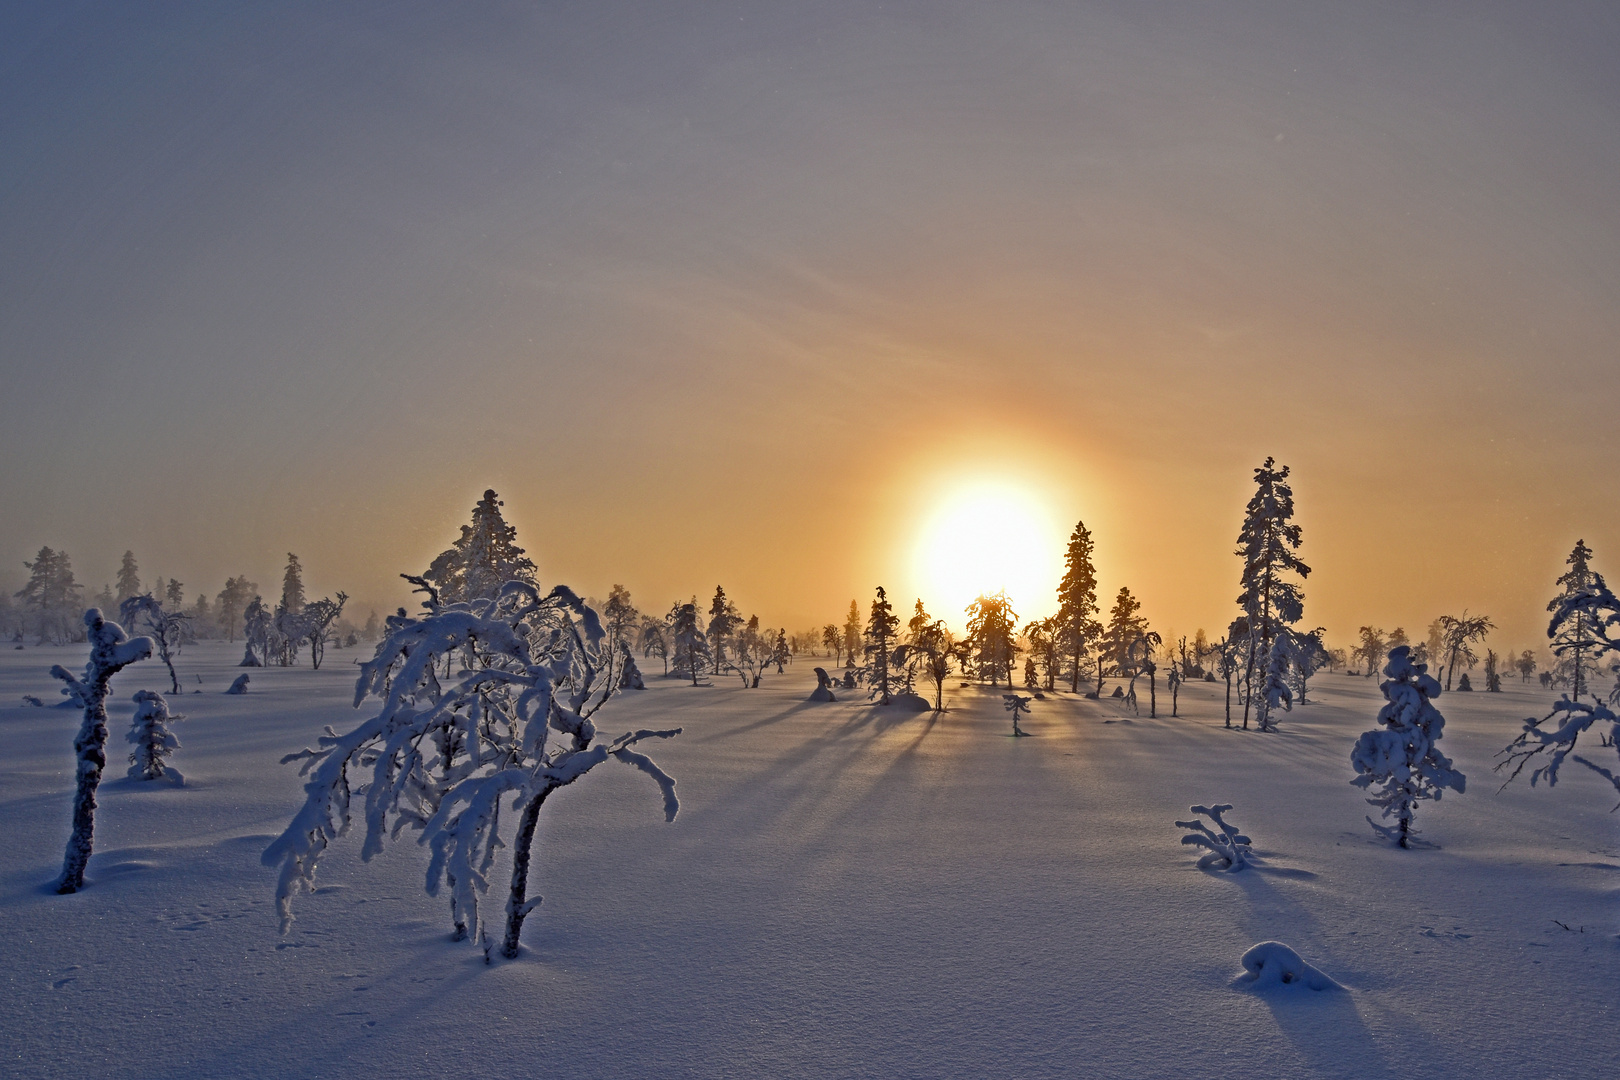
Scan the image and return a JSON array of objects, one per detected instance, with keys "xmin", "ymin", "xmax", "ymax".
[{"xmin": 692, "ymin": 699, "xmax": 823, "ymax": 743}]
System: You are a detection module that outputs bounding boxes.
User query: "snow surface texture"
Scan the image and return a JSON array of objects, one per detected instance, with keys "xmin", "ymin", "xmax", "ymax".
[
  {"xmin": 1237, "ymin": 941, "xmax": 1341, "ymax": 991},
  {"xmin": 2, "ymin": 642, "xmax": 1618, "ymax": 1079}
]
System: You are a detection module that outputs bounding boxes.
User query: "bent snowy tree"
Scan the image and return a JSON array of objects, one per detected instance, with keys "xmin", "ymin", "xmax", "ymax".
[
  {"xmin": 1350, "ymin": 646, "xmax": 1465, "ymax": 847},
  {"xmin": 50, "ymin": 609, "xmax": 154, "ymax": 893},
  {"xmin": 263, "ymin": 579, "xmax": 680, "ymax": 961}
]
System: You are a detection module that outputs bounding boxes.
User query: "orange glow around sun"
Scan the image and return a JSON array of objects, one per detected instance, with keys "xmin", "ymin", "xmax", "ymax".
[{"xmin": 911, "ymin": 481, "xmax": 1067, "ymax": 630}]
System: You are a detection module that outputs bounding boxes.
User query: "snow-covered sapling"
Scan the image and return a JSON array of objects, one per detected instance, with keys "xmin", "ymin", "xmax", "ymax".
[
  {"xmin": 1175, "ymin": 804, "xmax": 1252, "ymax": 870},
  {"xmin": 118, "ymin": 595, "xmax": 189, "ymax": 694},
  {"xmin": 1004, "ymin": 693, "xmax": 1032, "ymax": 736},
  {"xmin": 1236, "ymin": 942, "xmax": 1340, "ymax": 991},
  {"xmin": 264, "ymin": 580, "xmax": 681, "ymax": 962},
  {"xmin": 1350, "ymin": 646, "xmax": 1466, "ymax": 848},
  {"xmin": 226, "ymin": 674, "xmax": 250, "ymax": 694},
  {"xmin": 809, "ymin": 666, "xmax": 837, "ymax": 702},
  {"xmin": 127, "ymin": 689, "xmax": 183, "ymax": 782},
  {"xmin": 49, "ymin": 609, "xmax": 153, "ymax": 893}
]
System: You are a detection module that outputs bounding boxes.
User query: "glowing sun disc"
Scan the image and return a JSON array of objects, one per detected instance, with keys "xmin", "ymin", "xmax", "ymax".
[{"xmin": 912, "ymin": 483, "xmax": 1065, "ymax": 628}]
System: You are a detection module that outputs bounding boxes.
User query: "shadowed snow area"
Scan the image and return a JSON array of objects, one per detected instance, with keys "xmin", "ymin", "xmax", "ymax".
[{"xmin": 1, "ymin": 642, "xmax": 1615, "ymax": 1078}]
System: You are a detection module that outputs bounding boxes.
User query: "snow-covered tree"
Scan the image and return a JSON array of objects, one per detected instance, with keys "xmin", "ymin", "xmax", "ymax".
[
  {"xmin": 639, "ymin": 615, "xmax": 670, "ymax": 676},
  {"xmin": 214, "ymin": 576, "xmax": 257, "ymax": 642},
  {"xmin": 115, "ymin": 551, "xmax": 142, "ymax": 604},
  {"xmin": 164, "ymin": 578, "xmax": 184, "ymax": 611},
  {"xmin": 1175, "ymin": 804, "xmax": 1252, "ymax": 870},
  {"xmin": 1003, "ymin": 693, "xmax": 1031, "ymax": 737},
  {"xmin": 1101, "ymin": 586, "xmax": 1146, "ymax": 692},
  {"xmin": 670, "ymin": 601, "xmax": 710, "ymax": 686},
  {"xmin": 770, "ymin": 628, "xmax": 791, "ymax": 674},
  {"xmin": 420, "ymin": 490, "xmax": 539, "ymax": 606},
  {"xmin": 240, "ymin": 596, "xmax": 273, "ymax": 666},
  {"xmin": 822, "ymin": 624, "xmax": 843, "ymax": 667},
  {"xmin": 1127, "ymin": 630, "xmax": 1163, "ymax": 718},
  {"xmin": 1023, "ymin": 617, "xmax": 1060, "ymax": 693},
  {"xmin": 49, "ymin": 609, "xmax": 153, "ymax": 892},
  {"xmin": 964, "ymin": 590, "xmax": 1018, "ymax": 687},
  {"xmin": 1514, "ymin": 649, "xmax": 1538, "ymax": 683},
  {"xmin": 707, "ymin": 587, "xmax": 741, "ymax": 675},
  {"xmin": 864, "ymin": 586, "xmax": 900, "ymax": 704},
  {"xmin": 603, "ymin": 585, "xmax": 639, "ymax": 652},
  {"xmin": 1352, "ymin": 626, "xmax": 1386, "ymax": 678},
  {"xmin": 1280, "ymin": 625, "xmax": 1329, "ymax": 705},
  {"xmin": 1055, "ymin": 520, "xmax": 1102, "ymax": 693},
  {"xmin": 280, "ymin": 554, "xmax": 306, "ymax": 615},
  {"xmin": 17, "ymin": 546, "xmax": 84, "ymax": 645},
  {"xmin": 899, "ymin": 604, "xmax": 954, "ymax": 712},
  {"xmin": 1548, "ymin": 540, "xmax": 1603, "ymax": 697},
  {"xmin": 1350, "ymin": 646, "xmax": 1466, "ymax": 848},
  {"xmin": 842, "ymin": 601, "xmax": 862, "ymax": 671},
  {"xmin": 1435, "ymin": 611, "xmax": 1494, "ymax": 691},
  {"xmin": 276, "ymin": 592, "xmax": 348, "ymax": 669},
  {"xmin": 264, "ymin": 580, "xmax": 680, "ymax": 961},
  {"xmin": 118, "ymin": 595, "xmax": 190, "ymax": 695},
  {"xmin": 1234, "ymin": 458, "xmax": 1310, "ymax": 730},
  {"xmin": 126, "ymin": 689, "xmax": 183, "ymax": 782},
  {"xmin": 1497, "ymin": 570, "xmax": 1620, "ymax": 809}
]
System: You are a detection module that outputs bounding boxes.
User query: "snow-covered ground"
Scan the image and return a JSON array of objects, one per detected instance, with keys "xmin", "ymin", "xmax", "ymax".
[{"xmin": 2, "ymin": 641, "xmax": 1614, "ymax": 1079}]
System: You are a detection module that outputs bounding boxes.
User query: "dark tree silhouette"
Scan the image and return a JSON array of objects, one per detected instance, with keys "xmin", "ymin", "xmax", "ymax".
[
  {"xmin": 863, "ymin": 587, "xmax": 901, "ymax": 704},
  {"xmin": 422, "ymin": 489, "xmax": 538, "ymax": 604},
  {"xmin": 1055, "ymin": 520, "xmax": 1102, "ymax": 693},
  {"xmin": 965, "ymin": 591, "xmax": 1019, "ymax": 687}
]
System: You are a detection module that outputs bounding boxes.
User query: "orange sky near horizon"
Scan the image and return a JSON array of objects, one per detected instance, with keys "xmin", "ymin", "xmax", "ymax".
[{"xmin": 1, "ymin": 2, "xmax": 1616, "ymax": 658}]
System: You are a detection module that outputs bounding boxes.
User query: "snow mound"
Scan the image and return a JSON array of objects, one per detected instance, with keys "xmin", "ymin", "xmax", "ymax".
[
  {"xmin": 892, "ymin": 692, "xmax": 931, "ymax": 712},
  {"xmin": 808, "ymin": 685, "xmax": 837, "ymax": 702},
  {"xmin": 1235, "ymin": 941, "xmax": 1340, "ymax": 991}
]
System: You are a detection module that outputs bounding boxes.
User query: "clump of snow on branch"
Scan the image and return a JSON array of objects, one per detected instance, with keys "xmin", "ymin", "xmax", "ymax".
[
  {"xmin": 1175, "ymin": 804, "xmax": 1252, "ymax": 870},
  {"xmin": 126, "ymin": 689, "xmax": 183, "ymax": 782},
  {"xmin": 1498, "ymin": 570, "xmax": 1620, "ymax": 810},
  {"xmin": 262, "ymin": 578, "xmax": 681, "ymax": 961},
  {"xmin": 1350, "ymin": 646, "xmax": 1465, "ymax": 848},
  {"xmin": 1235, "ymin": 942, "xmax": 1340, "ymax": 991}
]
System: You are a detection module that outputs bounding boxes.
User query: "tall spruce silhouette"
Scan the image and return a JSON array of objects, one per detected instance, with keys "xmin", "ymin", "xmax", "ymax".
[
  {"xmin": 1055, "ymin": 520, "xmax": 1102, "ymax": 693},
  {"xmin": 1234, "ymin": 458, "xmax": 1310, "ymax": 731}
]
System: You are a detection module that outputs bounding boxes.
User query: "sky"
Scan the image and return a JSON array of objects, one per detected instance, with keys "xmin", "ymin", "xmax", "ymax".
[{"xmin": 2, "ymin": 1, "xmax": 1617, "ymax": 651}]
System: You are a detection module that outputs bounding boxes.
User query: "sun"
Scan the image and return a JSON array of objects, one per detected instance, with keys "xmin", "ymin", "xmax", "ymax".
[{"xmin": 912, "ymin": 481, "xmax": 1067, "ymax": 630}]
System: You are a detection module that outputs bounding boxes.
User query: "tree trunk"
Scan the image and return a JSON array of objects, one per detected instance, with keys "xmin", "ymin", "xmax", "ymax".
[
  {"xmin": 500, "ymin": 786, "xmax": 554, "ymax": 959},
  {"xmin": 57, "ymin": 676, "xmax": 113, "ymax": 893}
]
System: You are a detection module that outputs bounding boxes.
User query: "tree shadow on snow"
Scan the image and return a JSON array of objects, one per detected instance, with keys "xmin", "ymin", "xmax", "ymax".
[
  {"xmin": 1250, "ymin": 982, "xmax": 1399, "ymax": 1080},
  {"xmin": 692, "ymin": 700, "xmax": 822, "ymax": 743}
]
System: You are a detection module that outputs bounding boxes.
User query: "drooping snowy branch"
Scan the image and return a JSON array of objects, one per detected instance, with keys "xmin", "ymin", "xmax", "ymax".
[{"xmin": 263, "ymin": 579, "xmax": 682, "ymax": 961}]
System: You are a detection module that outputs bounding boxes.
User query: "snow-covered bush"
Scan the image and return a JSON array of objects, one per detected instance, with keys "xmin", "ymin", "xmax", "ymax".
[
  {"xmin": 49, "ymin": 609, "xmax": 153, "ymax": 893},
  {"xmin": 1175, "ymin": 804, "xmax": 1252, "ymax": 870},
  {"xmin": 809, "ymin": 667, "xmax": 837, "ymax": 702},
  {"xmin": 1350, "ymin": 646, "xmax": 1466, "ymax": 848},
  {"xmin": 126, "ymin": 689, "xmax": 183, "ymax": 782},
  {"xmin": 263, "ymin": 580, "xmax": 681, "ymax": 961},
  {"xmin": 1236, "ymin": 942, "xmax": 1340, "ymax": 991},
  {"xmin": 226, "ymin": 674, "xmax": 250, "ymax": 694}
]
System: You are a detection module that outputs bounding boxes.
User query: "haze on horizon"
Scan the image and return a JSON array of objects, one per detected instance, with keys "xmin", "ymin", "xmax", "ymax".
[{"xmin": 2, "ymin": 1, "xmax": 1617, "ymax": 651}]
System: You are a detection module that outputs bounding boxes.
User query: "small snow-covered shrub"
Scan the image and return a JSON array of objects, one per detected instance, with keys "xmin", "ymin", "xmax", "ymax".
[
  {"xmin": 1236, "ymin": 941, "xmax": 1340, "ymax": 991},
  {"xmin": 1175, "ymin": 804, "xmax": 1252, "ymax": 870},
  {"xmin": 127, "ymin": 690, "xmax": 183, "ymax": 782},
  {"xmin": 225, "ymin": 674, "xmax": 250, "ymax": 695},
  {"xmin": 1003, "ymin": 693, "xmax": 1031, "ymax": 736},
  {"xmin": 1350, "ymin": 646, "xmax": 1465, "ymax": 848}
]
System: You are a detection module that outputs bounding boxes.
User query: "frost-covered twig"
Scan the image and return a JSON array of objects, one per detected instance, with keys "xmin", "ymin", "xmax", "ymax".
[
  {"xmin": 1175, "ymin": 803, "xmax": 1252, "ymax": 870},
  {"xmin": 51, "ymin": 610, "xmax": 153, "ymax": 892}
]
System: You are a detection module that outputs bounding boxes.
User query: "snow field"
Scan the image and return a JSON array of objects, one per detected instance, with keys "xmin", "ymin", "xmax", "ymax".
[{"xmin": 0, "ymin": 642, "xmax": 1615, "ymax": 1079}]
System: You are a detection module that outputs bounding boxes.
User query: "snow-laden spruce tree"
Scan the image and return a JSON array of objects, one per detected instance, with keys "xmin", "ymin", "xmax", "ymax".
[
  {"xmin": 669, "ymin": 601, "xmax": 710, "ymax": 685},
  {"xmin": 119, "ymin": 594, "xmax": 190, "ymax": 694},
  {"xmin": 127, "ymin": 689, "xmax": 183, "ymax": 782},
  {"xmin": 421, "ymin": 490, "xmax": 539, "ymax": 605},
  {"xmin": 50, "ymin": 609, "xmax": 153, "ymax": 892},
  {"xmin": 864, "ymin": 586, "xmax": 900, "ymax": 704},
  {"xmin": 264, "ymin": 580, "xmax": 680, "ymax": 961},
  {"xmin": 1498, "ymin": 567, "xmax": 1620, "ymax": 809},
  {"xmin": 1350, "ymin": 646, "xmax": 1466, "ymax": 848},
  {"xmin": 1055, "ymin": 520, "xmax": 1102, "ymax": 693},
  {"xmin": 115, "ymin": 551, "xmax": 142, "ymax": 605},
  {"xmin": 1234, "ymin": 458, "xmax": 1310, "ymax": 731}
]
